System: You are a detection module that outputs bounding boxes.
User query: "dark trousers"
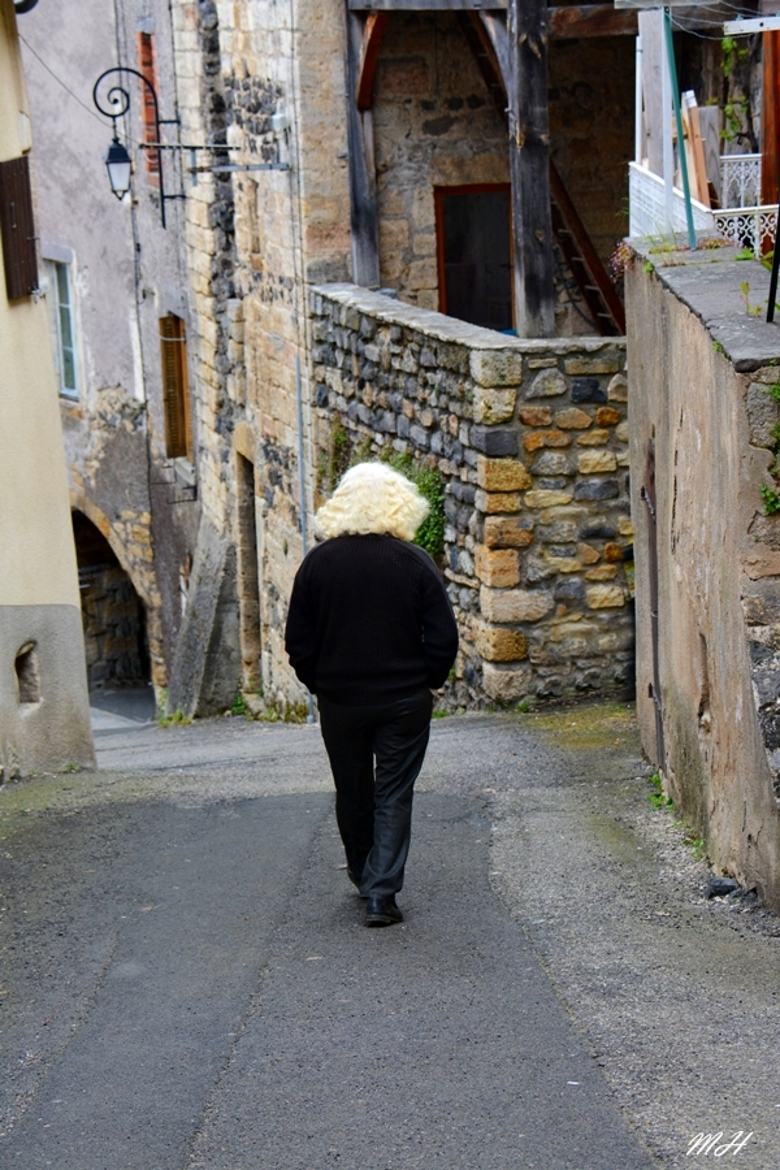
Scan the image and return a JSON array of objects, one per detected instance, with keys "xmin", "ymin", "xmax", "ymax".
[{"xmin": 318, "ymin": 689, "xmax": 433, "ymax": 898}]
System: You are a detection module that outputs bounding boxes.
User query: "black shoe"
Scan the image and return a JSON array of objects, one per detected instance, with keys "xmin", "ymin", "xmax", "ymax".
[{"xmin": 365, "ymin": 895, "xmax": 403, "ymax": 927}]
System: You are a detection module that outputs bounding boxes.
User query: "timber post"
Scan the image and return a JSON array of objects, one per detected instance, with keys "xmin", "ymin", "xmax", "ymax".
[
  {"xmin": 345, "ymin": 8, "xmax": 381, "ymax": 288},
  {"xmin": 507, "ymin": 0, "xmax": 555, "ymax": 337}
]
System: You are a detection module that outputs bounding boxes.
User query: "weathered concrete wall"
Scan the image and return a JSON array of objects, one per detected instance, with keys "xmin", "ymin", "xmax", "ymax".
[
  {"xmin": 0, "ymin": 0, "xmax": 93, "ymax": 775},
  {"xmin": 311, "ymin": 284, "xmax": 633, "ymax": 707},
  {"xmin": 627, "ymin": 242, "xmax": 780, "ymax": 910}
]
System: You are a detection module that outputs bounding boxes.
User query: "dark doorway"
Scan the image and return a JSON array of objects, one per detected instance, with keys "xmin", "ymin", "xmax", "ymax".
[
  {"xmin": 435, "ymin": 184, "xmax": 513, "ymax": 332},
  {"xmin": 72, "ymin": 511, "xmax": 150, "ymax": 691}
]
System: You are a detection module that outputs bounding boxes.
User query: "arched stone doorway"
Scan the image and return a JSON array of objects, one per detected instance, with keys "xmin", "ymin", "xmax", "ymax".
[{"xmin": 72, "ymin": 511, "xmax": 150, "ymax": 691}]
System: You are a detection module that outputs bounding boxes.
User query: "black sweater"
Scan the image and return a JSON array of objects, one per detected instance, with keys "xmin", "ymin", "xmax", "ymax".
[{"xmin": 285, "ymin": 534, "xmax": 459, "ymax": 705}]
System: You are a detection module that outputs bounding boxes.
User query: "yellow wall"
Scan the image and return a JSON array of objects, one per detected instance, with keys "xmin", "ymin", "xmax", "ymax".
[{"xmin": 0, "ymin": 0, "xmax": 80, "ymax": 609}]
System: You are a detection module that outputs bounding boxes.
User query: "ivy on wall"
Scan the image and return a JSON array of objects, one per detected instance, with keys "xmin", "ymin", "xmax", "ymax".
[{"xmin": 319, "ymin": 423, "xmax": 446, "ymax": 564}]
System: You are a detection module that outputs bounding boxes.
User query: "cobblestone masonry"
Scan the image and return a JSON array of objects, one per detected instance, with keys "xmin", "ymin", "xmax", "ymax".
[{"xmin": 311, "ymin": 284, "xmax": 633, "ymax": 706}]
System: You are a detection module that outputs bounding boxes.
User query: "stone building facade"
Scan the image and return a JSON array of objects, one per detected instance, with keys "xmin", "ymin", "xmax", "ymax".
[{"xmin": 162, "ymin": 0, "xmax": 637, "ymax": 715}]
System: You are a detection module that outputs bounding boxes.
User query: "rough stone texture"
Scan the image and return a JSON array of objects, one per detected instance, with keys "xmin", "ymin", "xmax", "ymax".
[
  {"xmin": 627, "ymin": 244, "xmax": 780, "ymax": 912},
  {"xmin": 311, "ymin": 284, "xmax": 631, "ymax": 707}
]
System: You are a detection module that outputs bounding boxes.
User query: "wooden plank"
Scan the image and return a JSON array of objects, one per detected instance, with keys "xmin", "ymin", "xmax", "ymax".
[
  {"xmin": 638, "ymin": 9, "xmax": 664, "ymax": 175},
  {"xmin": 698, "ymin": 105, "xmax": 722, "ymax": 205},
  {"xmin": 507, "ymin": 0, "xmax": 554, "ymax": 336},
  {"xmin": 549, "ymin": 5, "xmax": 637, "ymax": 39},
  {"xmin": 345, "ymin": 10, "xmax": 381, "ymax": 287},
  {"xmin": 0, "ymin": 155, "xmax": 38, "ymax": 300},
  {"xmin": 679, "ymin": 92, "xmax": 709, "ymax": 206},
  {"xmin": 349, "ymin": 0, "xmax": 506, "ymax": 9},
  {"xmin": 357, "ymin": 12, "xmax": 389, "ymax": 110},
  {"xmin": 762, "ymin": 30, "xmax": 780, "ymax": 213},
  {"xmin": 477, "ymin": 11, "xmax": 510, "ymax": 89}
]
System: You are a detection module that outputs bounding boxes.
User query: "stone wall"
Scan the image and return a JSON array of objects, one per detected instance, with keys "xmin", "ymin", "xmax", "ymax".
[
  {"xmin": 627, "ymin": 241, "xmax": 780, "ymax": 911},
  {"xmin": 80, "ymin": 565, "xmax": 148, "ymax": 690},
  {"xmin": 311, "ymin": 284, "xmax": 633, "ymax": 707},
  {"xmin": 373, "ymin": 12, "xmax": 509, "ymax": 311},
  {"xmin": 170, "ymin": 0, "xmax": 350, "ymax": 713}
]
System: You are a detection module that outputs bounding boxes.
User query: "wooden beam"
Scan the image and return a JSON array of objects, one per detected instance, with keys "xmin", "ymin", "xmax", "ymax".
[
  {"xmin": 357, "ymin": 13, "xmax": 389, "ymax": 110},
  {"xmin": 549, "ymin": 5, "xmax": 637, "ymax": 39},
  {"xmin": 346, "ymin": 11, "xmax": 381, "ymax": 286},
  {"xmin": 507, "ymin": 0, "xmax": 555, "ymax": 336},
  {"xmin": 349, "ymin": 0, "xmax": 506, "ymax": 10},
  {"xmin": 477, "ymin": 11, "xmax": 510, "ymax": 90},
  {"xmin": 762, "ymin": 30, "xmax": 780, "ymax": 219}
]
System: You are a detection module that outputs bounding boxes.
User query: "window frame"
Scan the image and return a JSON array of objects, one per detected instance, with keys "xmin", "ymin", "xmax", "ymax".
[{"xmin": 43, "ymin": 253, "xmax": 80, "ymax": 400}]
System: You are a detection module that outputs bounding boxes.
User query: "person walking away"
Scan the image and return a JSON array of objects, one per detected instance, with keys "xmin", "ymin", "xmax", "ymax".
[{"xmin": 284, "ymin": 462, "xmax": 459, "ymax": 927}]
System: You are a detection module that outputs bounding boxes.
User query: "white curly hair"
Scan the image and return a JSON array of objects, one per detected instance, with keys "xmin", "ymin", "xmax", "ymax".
[{"xmin": 314, "ymin": 461, "xmax": 430, "ymax": 542}]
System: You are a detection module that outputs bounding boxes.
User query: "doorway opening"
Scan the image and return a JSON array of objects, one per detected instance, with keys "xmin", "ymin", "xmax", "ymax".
[
  {"xmin": 434, "ymin": 183, "xmax": 513, "ymax": 332},
  {"xmin": 72, "ymin": 511, "xmax": 150, "ymax": 692}
]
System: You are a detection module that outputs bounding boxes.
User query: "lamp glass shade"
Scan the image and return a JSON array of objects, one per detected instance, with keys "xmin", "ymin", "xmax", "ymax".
[{"xmin": 105, "ymin": 137, "xmax": 132, "ymax": 200}]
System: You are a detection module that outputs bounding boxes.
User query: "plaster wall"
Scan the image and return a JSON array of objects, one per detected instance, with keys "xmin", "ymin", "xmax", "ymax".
[
  {"xmin": 20, "ymin": 0, "xmax": 200, "ymax": 691},
  {"xmin": 0, "ymin": 0, "xmax": 93, "ymax": 773},
  {"xmin": 627, "ymin": 248, "xmax": 780, "ymax": 909}
]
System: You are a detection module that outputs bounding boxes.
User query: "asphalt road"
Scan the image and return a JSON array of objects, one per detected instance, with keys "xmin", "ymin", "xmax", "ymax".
[{"xmin": 1, "ymin": 704, "xmax": 778, "ymax": 1169}]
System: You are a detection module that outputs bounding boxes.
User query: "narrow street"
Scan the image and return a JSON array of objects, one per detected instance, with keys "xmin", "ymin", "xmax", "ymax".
[{"xmin": 1, "ymin": 702, "xmax": 778, "ymax": 1170}]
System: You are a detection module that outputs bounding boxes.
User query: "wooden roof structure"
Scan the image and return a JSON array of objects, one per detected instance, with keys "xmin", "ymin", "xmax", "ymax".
[{"xmin": 345, "ymin": 0, "xmax": 638, "ymax": 336}]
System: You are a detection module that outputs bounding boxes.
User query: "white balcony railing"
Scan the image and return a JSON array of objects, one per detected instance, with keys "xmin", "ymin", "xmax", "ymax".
[
  {"xmin": 720, "ymin": 152, "xmax": 761, "ymax": 209},
  {"xmin": 629, "ymin": 160, "xmax": 778, "ymax": 259}
]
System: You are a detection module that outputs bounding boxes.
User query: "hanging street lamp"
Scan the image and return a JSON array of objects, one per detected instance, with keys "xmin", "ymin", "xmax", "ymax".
[{"xmin": 92, "ymin": 66, "xmax": 182, "ymax": 228}]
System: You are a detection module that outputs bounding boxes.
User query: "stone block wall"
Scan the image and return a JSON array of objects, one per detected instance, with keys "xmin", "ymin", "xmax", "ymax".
[
  {"xmin": 627, "ymin": 242, "xmax": 780, "ymax": 911},
  {"xmin": 171, "ymin": 0, "xmax": 351, "ymax": 711},
  {"xmin": 311, "ymin": 284, "xmax": 633, "ymax": 706}
]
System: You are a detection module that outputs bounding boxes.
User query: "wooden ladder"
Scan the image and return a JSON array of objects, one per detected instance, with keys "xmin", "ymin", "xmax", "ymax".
[
  {"xmin": 460, "ymin": 12, "xmax": 625, "ymax": 337},
  {"xmin": 550, "ymin": 161, "xmax": 625, "ymax": 336}
]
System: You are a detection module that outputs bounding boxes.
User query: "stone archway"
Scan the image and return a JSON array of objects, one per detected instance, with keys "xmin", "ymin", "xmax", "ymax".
[
  {"xmin": 69, "ymin": 489, "xmax": 165, "ymax": 689},
  {"xmin": 72, "ymin": 511, "xmax": 150, "ymax": 692}
]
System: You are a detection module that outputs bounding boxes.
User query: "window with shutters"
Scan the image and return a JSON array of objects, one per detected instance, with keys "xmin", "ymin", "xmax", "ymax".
[
  {"xmin": 0, "ymin": 155, "xmax": 38, "ymax": 301},
  {"xmin": 44, "ymin": 259, "xmax": 79, "ymax": 398},
  {"xmin": 137, "ymin": 32, "xmax": 160, "ymax": 183},
  {"xmin": 159, "ymin": 314, "xmax": 192, "ymax": 459}
]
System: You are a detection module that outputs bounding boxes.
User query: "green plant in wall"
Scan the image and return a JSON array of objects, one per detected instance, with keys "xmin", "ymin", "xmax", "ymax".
[
  {"xmin": 739, "ymin": 280, "xmax": 763, "ymax": 317},
  {"xmin": 381, "ymin": 450, "xmax": 446, "ymax": 564},
  {"xmin": 721, "ymin": 34, "xmax": 758, "ymax": 151},
  {"xmin": 760, "ymin": 389, "xmax": 780, "ymax": 515},
  {"xmin": 647, "ymin": 770, "xmax": 673, "ymax": 811},
  {"xmin": 322, "ymin": 419, "xmax": 352, "ymax": 493}
]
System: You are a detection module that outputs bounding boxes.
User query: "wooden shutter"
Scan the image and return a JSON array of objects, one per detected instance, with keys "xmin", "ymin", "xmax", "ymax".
[
  {"xmin": 0, "ymin": 155, "xmax": 38, "ymax": 301},
  {"xmin": 160, "ymin": 314, "xmax": 191, "ymax": 459}
]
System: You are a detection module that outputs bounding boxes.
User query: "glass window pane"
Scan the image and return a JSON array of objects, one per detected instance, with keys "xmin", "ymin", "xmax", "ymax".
[
  {"xmin": 62, "ymin": 347, "xmax": 76, "ymax": 392},
  {"xmin": 56, "ymin": 262, "xmax": 70, "ymax": 307},
  {"xmin": 59, "ymin": 305, "xmax": 73, "ymax": 349}
]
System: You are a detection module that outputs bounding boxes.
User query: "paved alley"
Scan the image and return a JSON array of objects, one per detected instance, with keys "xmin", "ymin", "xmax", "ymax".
[{"xmin": 0, "ymin": 704, "xmax": 778, "ymax": 1170}]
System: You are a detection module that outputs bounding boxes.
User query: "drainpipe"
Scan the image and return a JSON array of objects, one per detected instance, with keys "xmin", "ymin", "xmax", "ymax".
[{"xmin": 295, "ymin": 353, "xmax": 315, "ymax": 724}]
